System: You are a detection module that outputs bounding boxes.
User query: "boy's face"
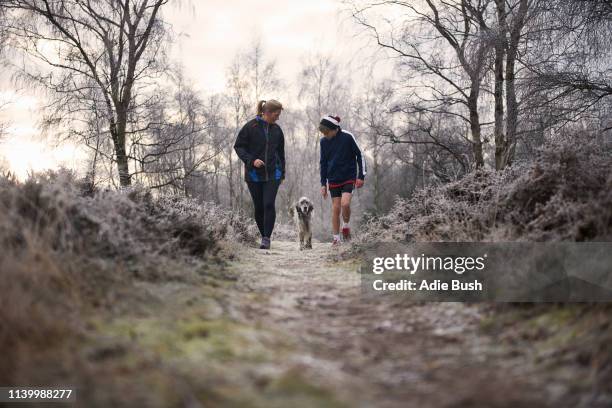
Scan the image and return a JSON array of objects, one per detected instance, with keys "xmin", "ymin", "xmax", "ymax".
[{"xmin": 320, "ymin": 127, "xmax": 337, "ymax": 139}]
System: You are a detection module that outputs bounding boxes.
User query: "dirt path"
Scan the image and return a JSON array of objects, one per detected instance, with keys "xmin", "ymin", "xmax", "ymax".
[
  {"xmin": 65, "ymin": 240, "xmax": 603, "ymax": 408},
  {"xmin": 224, "ymin": 241, "xmax": 557, "ymax": 408}
]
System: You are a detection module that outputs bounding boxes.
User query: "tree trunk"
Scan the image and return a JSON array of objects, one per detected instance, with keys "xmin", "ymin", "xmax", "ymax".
[
  {"xmin": 373, "ymin": 151, "xmax": 380, "ymax": 213},
  {"xmin": 494, "ymin": 0, "xmax": 507, "ymax": 170},
  {"xmin": 503, "ymin": 0, "xmax": 529, "ymax": 168},
  {"xmin": 110, "ymin": 111, "xmax": 131, "ymax": 187},
  {"xmin": 228, "ymin": 144, "xmax": 235, "ymax": 209},
  {"xmin": 468, "ymin": 91, "xmax": 485, "ymax": 168},
  {"xmin": 504, "ymin": 50, "xmax": 518, "ymax": 168}
]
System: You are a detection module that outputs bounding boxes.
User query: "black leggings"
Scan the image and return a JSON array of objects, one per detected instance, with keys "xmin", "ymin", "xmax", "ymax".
[{"xmin": 246, "ymin": 180, "xmax": 280, "ymax": 238}]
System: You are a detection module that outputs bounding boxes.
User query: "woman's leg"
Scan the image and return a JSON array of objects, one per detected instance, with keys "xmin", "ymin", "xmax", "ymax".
[
  {"xmin": 246, "ymin": 182, "xmax": 265, "ymax": 237},
  {"xmin": 262, "ymin": 179, "xmax": 281, "ymax": 238}
]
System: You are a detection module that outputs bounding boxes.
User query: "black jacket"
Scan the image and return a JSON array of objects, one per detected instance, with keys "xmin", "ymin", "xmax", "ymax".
[{"xmin": 234, "ymin": 116, "xmax": 286, "ymax": 182}]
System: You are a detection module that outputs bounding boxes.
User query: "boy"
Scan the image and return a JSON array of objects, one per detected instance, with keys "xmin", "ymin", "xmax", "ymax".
[{"xmin": 319, "ymin": 115, "xmax": 366, "ymax": 246}]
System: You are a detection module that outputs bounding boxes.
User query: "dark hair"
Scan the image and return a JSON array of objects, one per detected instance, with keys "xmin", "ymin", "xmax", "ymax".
[{"xmin": 256, "ymin": 99, "xmax": 283, "ymax": 116}]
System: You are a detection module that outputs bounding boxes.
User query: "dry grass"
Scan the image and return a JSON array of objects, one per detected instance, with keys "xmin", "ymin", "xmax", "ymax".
[
  {"xmin": 357, "ymin": 136, "xmax": 612, "ymax": 243},
  {"xmin": 0, "ymin": 169, "xmax": 258, "ymax": 384}
]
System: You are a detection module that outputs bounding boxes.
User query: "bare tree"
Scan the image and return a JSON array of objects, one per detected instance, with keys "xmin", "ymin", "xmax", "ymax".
[
  {"xmin": 298, "ymin": 53, "xmax": 348, "ymax": 153},
  {"xmin": 499, "ymin": 0, "xmax": 529, "ymax": 167},
  {"xmin": 0, "ymin": 4, "xmax": 9, "ymax": 141},
  {"xmin": 0, "ymin": 2, "xmax": 7, "ymax": 52},
  {"xmin": 348, "ymin": 0, "xmax": 493, "ymax": 168},
  {"xmin": 131, "ymin": 70, "xmax": 223, "ymax": 193},
  {"xmin": 225, "ymin": 52, "xmax": 251, "ymax": 210},
  {"xmin": 475, "ymin": 0, "xmax": 612, "ymax": 165},
  {"xmin": 353, "ymin": 81, "xmax": 396, "ymax": 213},
  {"xmin": 532, "ymin": 0, "xmax": 612, "ymax": 99},
  {"xmin": 4, "ymin": 0, "xmax": 171, "ymax": 186},
  {"xmin": 246, "ymin": 38, "xmax": 281, "ymax": 103},
  {"xmin": 466, "ymin": 0, "xmax": 531, "ymax": 169}
]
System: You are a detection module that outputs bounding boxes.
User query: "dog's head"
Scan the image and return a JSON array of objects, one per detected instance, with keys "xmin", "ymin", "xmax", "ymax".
[{"xmin": 296, "ymin": 197, "xmax": 314, "ymax": 217}]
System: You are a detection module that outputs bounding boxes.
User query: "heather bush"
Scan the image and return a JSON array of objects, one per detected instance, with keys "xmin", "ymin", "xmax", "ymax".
[
  {"xmin": 0, "ymin": 169, "xmax": 258, "ymax": 383},
  {"xmin": 1, "ymin": 169, "xmax": 258, "ymax": 259},
  {"xmin": 357, "ymin": 137, "xmax": 612, "ymax": 243}
]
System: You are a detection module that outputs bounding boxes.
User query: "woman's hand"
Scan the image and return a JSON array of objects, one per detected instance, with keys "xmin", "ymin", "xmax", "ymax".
[
  {"xmin": 356, "ymin": 179, "xmax": 365, "ymax": 188},
  {"xmin": 321, "ymin": 185, "xmax": 328, "ymax": 199},
  {"xmin": 253, "ymin": 159, "xmax": 265, "ymax": 168}
]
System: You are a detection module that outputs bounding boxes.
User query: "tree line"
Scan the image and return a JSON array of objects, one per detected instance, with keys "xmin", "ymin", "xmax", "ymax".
[{"xmin": 1, "ymin": 0, "xmax": 611, "ymax": 235}]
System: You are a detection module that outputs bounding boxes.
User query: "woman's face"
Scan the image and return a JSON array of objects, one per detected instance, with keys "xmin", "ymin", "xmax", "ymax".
[{"xmin": 263, "ymin": 109, "xmax": 282, "ymax": 123}]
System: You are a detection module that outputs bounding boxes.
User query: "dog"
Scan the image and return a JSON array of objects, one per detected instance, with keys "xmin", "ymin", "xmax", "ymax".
[{"xmin": 290, "ymin": 196, "xmax": 314, "ymax": 250}]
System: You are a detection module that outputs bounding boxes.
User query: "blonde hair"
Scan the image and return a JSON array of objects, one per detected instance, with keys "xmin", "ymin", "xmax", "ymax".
[{"xmin": 256, "ymin": 99, "xmax": 283, "ymax": 116}]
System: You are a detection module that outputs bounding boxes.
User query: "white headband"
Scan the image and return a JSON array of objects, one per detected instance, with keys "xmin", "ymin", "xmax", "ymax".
[{"xmin": 321, "ymin": 115, "xmax": 339, "ymax": 126}]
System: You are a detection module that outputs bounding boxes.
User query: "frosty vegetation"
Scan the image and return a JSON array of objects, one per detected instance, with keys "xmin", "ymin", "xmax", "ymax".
[
  {"xmin": 0, "ymin": 170, "xmax": 257, "ymax": 259},
  {"xmin": 0, "ymin": 1, "xmax": 611, "ymax": 402},
  {"xmin": 0, "ymin": 169, "xmax": 258, "ymax": 382},
  {"xmin": 1, "ymin": 1, "xmax": 612, "ymax": 239},
  {"xmin": 357, "ymin": 134, "xmax": 612, "ymax": 243}
]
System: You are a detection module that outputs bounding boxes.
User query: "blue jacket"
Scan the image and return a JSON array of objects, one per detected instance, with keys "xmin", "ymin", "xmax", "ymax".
[{"xmin": 320, "ymin": 129, "xmax": 366, "ymax": 186}]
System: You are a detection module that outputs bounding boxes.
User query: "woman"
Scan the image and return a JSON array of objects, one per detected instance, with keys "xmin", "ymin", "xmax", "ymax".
[{"xmin": 234, "ymin": 99, "xmax": 285, "ymax": 249}]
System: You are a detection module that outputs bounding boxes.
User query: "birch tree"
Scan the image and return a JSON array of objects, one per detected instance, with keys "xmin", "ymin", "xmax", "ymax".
[
  {"xmin": 4, "ymin": 0, "xmax": 171, "ymax": 186},
  {"xmin": 348, "ymin": 0, "xmax": 492, "ymax": 168}
]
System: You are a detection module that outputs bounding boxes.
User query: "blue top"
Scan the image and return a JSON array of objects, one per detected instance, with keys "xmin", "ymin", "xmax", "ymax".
[{"xmin": 320, "ymin": 129, "xmax": 366, "ymax": 186}]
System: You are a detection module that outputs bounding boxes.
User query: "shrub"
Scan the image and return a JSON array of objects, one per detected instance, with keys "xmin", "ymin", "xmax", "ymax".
[
  {"xmin": 357, "ymin": 137, "xmax": 612, "ymax": 243},
  {"xmin": 0, "ymin": 169, "xmax": 258, "ymax": 383}
]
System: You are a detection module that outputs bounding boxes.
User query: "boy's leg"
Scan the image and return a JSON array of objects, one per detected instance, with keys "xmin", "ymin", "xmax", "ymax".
[
  {"xmin": 329, "ymin": 186, "xmax": 342, "ymax": 245},
  {"xmin": 331, "ymin": 197, "xmax": 341, "ymax": 235},
  {"xmin": 341, "ymin": 192, "xmax": 352, "ymax": 224},
  {"xmin": 340, "ymin": 185, "xmax": 354, "ymax": 241}
]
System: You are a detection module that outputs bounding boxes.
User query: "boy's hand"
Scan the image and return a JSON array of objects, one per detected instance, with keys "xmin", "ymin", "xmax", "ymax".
[
  {"xmin": 253, "ymin": 159, "xmax": 265, "ymax": 168},
  {"xmin": 321, "ymin": 185, "xmax": 328, "ymax": 199},
  {"xmin": 356, "ymin": 179, "xmax": 365, "ymax": 188}
]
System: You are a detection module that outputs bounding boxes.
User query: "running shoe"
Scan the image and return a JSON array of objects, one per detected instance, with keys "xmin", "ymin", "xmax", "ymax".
[
  {"xmin": 341, "ymin": 226, "xmax": 351, "ymax": 242},
  {"xmin": 260, "ymin": 237, "xmax": 271, "ymax": 249}
]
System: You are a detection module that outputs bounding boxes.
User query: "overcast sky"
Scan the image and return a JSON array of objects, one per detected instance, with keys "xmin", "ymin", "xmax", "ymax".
[
  {"xmin": 167, "ymin": 0, "xmax": 359, "ymax": 92},
  {"xmin": 0, "ymin": 0, "xmax": 388, "ymax": 178}
]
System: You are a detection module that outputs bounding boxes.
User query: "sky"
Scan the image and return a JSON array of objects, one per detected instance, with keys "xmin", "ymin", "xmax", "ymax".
[{"xmin": 0, "ymin": 0, "xmax": 389, "ymax": 179}]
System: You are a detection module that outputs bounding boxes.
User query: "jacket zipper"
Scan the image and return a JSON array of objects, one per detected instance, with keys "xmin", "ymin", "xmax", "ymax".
[{"xmin": 264, "ymin": 122, "xmax": 269, "ymax": 181}]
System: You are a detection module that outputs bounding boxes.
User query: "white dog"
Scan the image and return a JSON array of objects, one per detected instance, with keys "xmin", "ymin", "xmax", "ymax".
[{"xmin": 291, "ymin": 197, "xmax": 314, "ymax": 250}]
